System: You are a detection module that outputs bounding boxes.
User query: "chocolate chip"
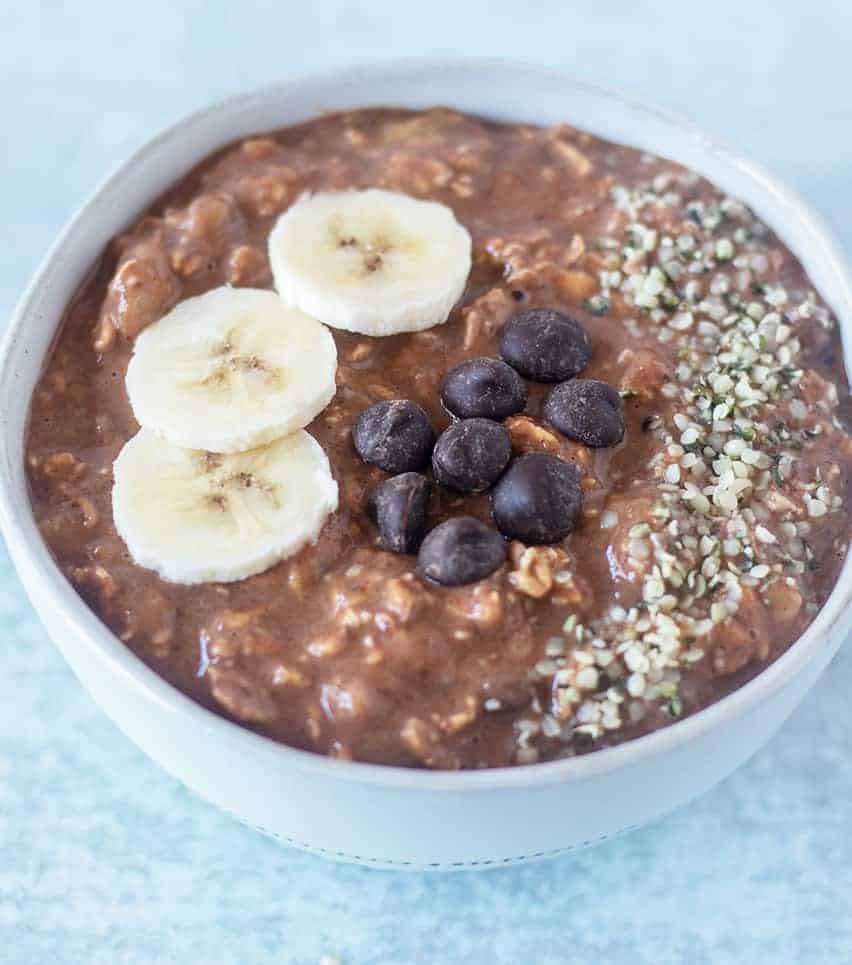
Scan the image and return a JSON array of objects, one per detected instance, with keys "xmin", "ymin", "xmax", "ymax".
[
  {"xmin": 352, "ymin": 400, "xmax": 434, "ymax": 473},
  {"xmin": 544, "ymin": 379, "xmax": 625, "ymax": 448},
  {"xmin": 499, "ymin": 308, "xmax": 592, "ymax": 382},
  {"xmin": 417, "ymin": 516, "xmax": 507, "ymax": 586},
  {"xmin": 491, "ymin": 453, "xmax": 583, "ymax": 543},
  {"xmin": 432, "ymin": 418, "xmax": 511, "ymax": 494},
  {"xmin": 440, "ymin": 357, "xmax": 528, "ymax": 420},
  {"xmin": 367, "ymin": 472, "xmax": 430, "ymax": 554}
]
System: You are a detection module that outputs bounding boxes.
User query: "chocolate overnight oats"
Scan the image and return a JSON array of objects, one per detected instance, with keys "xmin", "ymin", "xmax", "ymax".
[{"xmin": 25, "ymin": 107, "xmax": 852, "ymax": 768}]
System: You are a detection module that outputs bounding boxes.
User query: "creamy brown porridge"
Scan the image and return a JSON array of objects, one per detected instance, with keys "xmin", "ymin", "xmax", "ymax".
[{"xmin": 25, "ymin": 107, "xmax": 852, "ymax": 768}]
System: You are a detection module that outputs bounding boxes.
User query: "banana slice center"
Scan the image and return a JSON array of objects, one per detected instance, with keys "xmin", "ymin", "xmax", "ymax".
[
  {"xmin": 329, "ymin": 217, "xmax": 418, "ymax": 281},
  {"xmin": 176, "ymin": 325, "xmax": 284, "ymax": 402},
  {"xmin": 338, "ymin": 233, "xmax": 387, "ymax": 274},
  {"xmin": 206, "ymin": 331, "xmax": 279, "ymax": 388},
  {"xmin": 201, "ymin": 452, "xmax": 278, "ymax": 502},
  {"xmin": 191, "ymin": 451, "xmax": 282, "ymax": 536}
]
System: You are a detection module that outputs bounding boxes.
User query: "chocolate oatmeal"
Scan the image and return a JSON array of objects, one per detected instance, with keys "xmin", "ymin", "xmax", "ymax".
[{"xmin": 26, "ymin": 107, "xmax": 852, "ymax": 768}]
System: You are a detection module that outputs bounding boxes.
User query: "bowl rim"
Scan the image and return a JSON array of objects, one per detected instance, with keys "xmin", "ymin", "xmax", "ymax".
[{"xmin": 3, "ymin": 56, "xmax": 852, "ymax": 792}]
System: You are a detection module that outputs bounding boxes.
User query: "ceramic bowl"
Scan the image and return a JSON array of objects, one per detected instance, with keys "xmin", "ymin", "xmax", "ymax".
[{"xmin": 2, "ymin": 59, "xmax": 851, "ymax": 870}]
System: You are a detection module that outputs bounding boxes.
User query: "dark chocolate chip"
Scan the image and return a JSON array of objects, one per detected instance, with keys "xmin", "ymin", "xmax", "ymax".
[
  {"xmin": 544, "ymin": 379, "xmax": 625, "ymax": 448},
  {"xmin": 431, "ymin": 418, "xmax": 512, "ymax": 494},
  {"xmin": 367, "ymin": 472, "xmax": 430, "ymax": 554},
  {"xmin": 440, "ymin": 357, "xmax": 528, "ymax": 420},
  {"xmin": 499, "ymin": 308, "xmax": 592, "ymax": 382},
  {"xmin": 491, "ymin": 453, "xmax": 583, "ymax": 544},
  {"xmin": 417, "ymin": 516, "xmax": 507, "ymax": 586},
  {"xmin": 352, "ymin": 400, "xmax": 434, "ymax": 473}
]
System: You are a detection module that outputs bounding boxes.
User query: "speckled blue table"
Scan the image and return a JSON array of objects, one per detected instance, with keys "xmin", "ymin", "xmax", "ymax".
[{"xmin": 3, "ymin": 3, "xmax": 852, "ymax": 962}]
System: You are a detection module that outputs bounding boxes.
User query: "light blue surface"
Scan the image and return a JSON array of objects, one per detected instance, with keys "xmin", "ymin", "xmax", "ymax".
[{"xmin": 2, "ymin": 3, "xmax": 852, "ymax": 962}]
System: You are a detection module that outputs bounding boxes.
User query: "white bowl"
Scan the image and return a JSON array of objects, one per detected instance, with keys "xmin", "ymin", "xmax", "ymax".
[{"xmin": 3, "ymin": 59, "xmax": 852, "ymax": 870}]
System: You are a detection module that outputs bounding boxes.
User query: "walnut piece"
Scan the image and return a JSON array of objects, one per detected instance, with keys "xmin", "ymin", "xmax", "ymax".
[
  {"xmin": 446, "ymin": 582, "xmax": 503, "ymax": 627},
  {"xmin": 461, "ymin": 287, "xmax": 514, "ymax": 350},
  {"xmin": 508, "ymin": 542, "xmax": 573, "ymax": 599},
  {"xmin": 382, "ymin": 152, "xmax": 454, "ymax": 194},
  {"xmin": 232, "ymin": 171, "xmax": 297, "ymax": 218},
  {"xmin": 201, "ymin": 608, "xmax": 280, "ymax": 662},
  {"xmin": 556, "ymin": 270, "xmax": 597, "ymax": 302},
  {"xmin": 166, "ymin": 193, "xmax": 246, "ymax": 278},
  {"xmin": 74, "ymin": 496, "xmax": 99, "ymax": 529},
  {"xmin": 35, "ymin": 451, "xmax": 87, "ymax": 483},
  {"xmin": 709, "ymin": 588, "xmax": 770, "ymax": 675},
  {"xmin": 227, "ymin": 245, "xmax": 271, "ymax": 288},
  {"xmin": 400, "ymin": 717, "xmax": 459, "ymax": 769},
  {"xmin": 92, "ymin": 316, "xmax": 117, "ymax": 353},
  {"xmin": 306, "ymin": 634, "xmax": 349, "ymax": 658},
  {"xmin": 382, "ymin": 577, "xmax": 418, "ymax": 623},
  {"xmin": 436, "ymin": 695, "xmax": 478, "ymax": 735},
  {"xmin": 548, "ymin": 132, "xmax": 593, "ymax": 177},
  {"xmin": 98, "ymin": 246, "xmax": 181, "ymax": 343},
  {"xmin": 208, "ymin": 667, "xmax": 278, "ymax": 723},
  {"xmin": 240, "ymin": 137, "xmax": 279, "ymax": 160},
  {"xmin": 71, "ymin": 565, "xmax": 118, "ymax": 603},
  {"xmin": 765, "ymin": 580, "xmax": 803, "ymax": 624},
  {"xmin": 618, "ymin": 348, "xmax": 669, "ymax": 401},
  {"xmin": 505, "ymin": 416, "xmax": 562, "ymax": 455}
]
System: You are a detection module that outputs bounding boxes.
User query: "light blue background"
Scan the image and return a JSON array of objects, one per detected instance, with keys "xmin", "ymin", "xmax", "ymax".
[{"xmin": 2, "ymin": 2, "xmax": 851, "ymax": 962}]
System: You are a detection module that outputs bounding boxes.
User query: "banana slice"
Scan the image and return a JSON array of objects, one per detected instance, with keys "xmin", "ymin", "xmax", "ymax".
[
  {"xmin": 112, "ymin": 428, "xmax": 338, "ymax": 584},
  {"xmin": 268, "ymin": 188, "xmax": 472, "ymax": 336},
  {"xmin": 125, "ymin": 287, "xmax": 337, "ymax": 454}
]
